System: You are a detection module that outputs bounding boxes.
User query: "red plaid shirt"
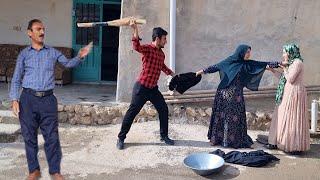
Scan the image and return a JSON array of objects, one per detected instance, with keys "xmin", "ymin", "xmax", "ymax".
[{"xmin": 132, "ymin": 37, "xmax": 173, "ymax": 88}]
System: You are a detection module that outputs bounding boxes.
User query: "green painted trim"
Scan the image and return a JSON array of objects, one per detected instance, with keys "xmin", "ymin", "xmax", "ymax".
[
  {"xmin": 72, "ymin": 0, "xmax": 121, "ymax": 82},
  {"xmin": 101, "ymin": 0, "xmax": 121, "ymax": 5},
  {"xmin": 72, "ymin": 0, "xmax": 103, "ymax": 82},
  {"xmin": 102, "ymin": 2, "xmax": 121, "ymax": 5}
]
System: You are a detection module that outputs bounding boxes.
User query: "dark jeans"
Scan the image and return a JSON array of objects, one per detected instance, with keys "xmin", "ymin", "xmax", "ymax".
[
  {"xmin": 118, "ymin": 82, "xmax": 169, "ymax": 140},
  {"xmin": 19, "ymin": 89, "xmax": 61, "ymax": 174}
]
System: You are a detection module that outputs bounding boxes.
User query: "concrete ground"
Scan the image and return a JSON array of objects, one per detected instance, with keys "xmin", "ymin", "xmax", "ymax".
[{"xmin": 0, "ymin": 121, "xmax": 319, "ymax": 180}]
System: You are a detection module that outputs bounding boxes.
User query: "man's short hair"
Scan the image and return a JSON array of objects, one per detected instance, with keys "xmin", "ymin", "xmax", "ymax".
[
  {"xmin": 152, "ymin": 27, "xmax": 167, "ymax": 41},
  {"xmin": 27, "ymin": 19, "xmax": 42, "ymax": 31}
]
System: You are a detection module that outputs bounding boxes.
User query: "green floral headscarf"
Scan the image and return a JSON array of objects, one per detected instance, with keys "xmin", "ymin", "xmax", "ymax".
[{"xmin": 275, "ymin": 43, "xmax": 303, "ymax": 105}]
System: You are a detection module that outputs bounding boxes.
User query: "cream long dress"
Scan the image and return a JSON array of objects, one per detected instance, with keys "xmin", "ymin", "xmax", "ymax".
[{"xmin": 268, "ymin": 59, "xmax": 310, "ymax": 152}]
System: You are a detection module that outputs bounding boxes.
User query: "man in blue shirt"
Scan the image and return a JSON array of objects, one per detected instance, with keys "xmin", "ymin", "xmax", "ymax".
[{"xmin": 9, "ymin": 19, "xmax": 91, "ymax": 180}]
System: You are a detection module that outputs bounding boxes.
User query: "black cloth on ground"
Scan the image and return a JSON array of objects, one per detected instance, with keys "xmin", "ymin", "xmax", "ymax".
[{"xmin": 210, "ymin": 149, "xmax": 279, "ymax": 167}]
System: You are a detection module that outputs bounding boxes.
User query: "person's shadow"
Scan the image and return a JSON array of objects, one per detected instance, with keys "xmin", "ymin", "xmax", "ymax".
[
  {"xmin": 125, "ymin": 139, "xmax": 211, "ymax": 149},
  {"xmin": 296, "ymin": 144, "xmax": 320, "ymax": 159},
  {"xmin": 173, "ymin": 139, "xmax": 212, "ymax": 148},
  {"xmin": 201, "ymin": 165, "xmax": 240, "ymax": 179},
  {"xmin": 256, "ymin": 134, "xmax": 320, "ymax": 159}
]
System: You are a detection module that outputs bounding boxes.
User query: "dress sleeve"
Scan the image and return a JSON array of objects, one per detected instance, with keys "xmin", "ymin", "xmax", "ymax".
[
  {"xmin": 284, "ymin": 60, "xmax": 303, "ymax": 84},
  {"xmin": 267, "ymin": 61, "xmax": 280, "ymax": 68},
  {"xmin": 203, "ymin": 64, "xmax": 219, "ymax": 74}
]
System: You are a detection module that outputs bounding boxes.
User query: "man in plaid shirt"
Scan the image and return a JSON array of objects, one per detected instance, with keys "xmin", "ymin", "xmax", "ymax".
[{"xmin": 117, "ymin": 21, "xmax": 175, "ymax": 150}]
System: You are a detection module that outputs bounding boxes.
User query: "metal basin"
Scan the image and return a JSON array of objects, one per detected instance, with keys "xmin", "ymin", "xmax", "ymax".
[{"xmin": 183, "ymin": 153, "xmax": 225, "ymax": 176}]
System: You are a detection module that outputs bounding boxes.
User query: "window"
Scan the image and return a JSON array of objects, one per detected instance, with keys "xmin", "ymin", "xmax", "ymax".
[{"xmin": 75, "ymin": 3, "xmax": 100, "ymax": 45}]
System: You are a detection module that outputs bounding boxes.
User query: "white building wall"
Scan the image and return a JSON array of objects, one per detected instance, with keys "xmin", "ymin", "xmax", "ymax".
[{"xmin": 0, "ymin": 0, "xmax": 73, "ymax": 47}]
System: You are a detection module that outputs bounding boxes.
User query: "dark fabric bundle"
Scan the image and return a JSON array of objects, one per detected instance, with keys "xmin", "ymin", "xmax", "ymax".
[
  {"xmin": 169, "ymin": 72, "xmax": 202, "ymax": 94},
  {"xmin": 210, "ymin": 149, "xmax": 279, "ymax": 167}
]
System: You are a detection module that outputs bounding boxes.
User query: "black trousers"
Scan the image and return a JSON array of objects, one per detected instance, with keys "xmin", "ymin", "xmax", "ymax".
[
  {"xmin": 118, "ymin": 82, "xmax": 169, "ymax": 140},
  {"xmin": 19, "ymin": 89, "xmax": 61, "ymax": 174}
]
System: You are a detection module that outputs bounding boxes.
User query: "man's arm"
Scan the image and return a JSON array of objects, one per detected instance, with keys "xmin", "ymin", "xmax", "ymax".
[
  {"xmin": 57, "ymin": 42, "xmax": 92, "ymax": 68},
  {"xmin": 9, "ymin": 52, "xmax": 25, "ymax": 117},
  {"xmin": 131, "ymin": 21, "xmax": 149, "ymax": 54},
  {"xmin": 162, "ymin": 63, "xmax": 174, "ymax": 76},
  {"xmin": 9, "ymin": 53, "xmax": 25, "ymax": 101}
]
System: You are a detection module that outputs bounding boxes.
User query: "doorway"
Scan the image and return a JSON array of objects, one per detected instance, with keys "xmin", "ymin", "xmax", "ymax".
[
  {"xmin": 101, "ymin": 3, "xmax": 121, "ymax": 81},
  {"xmin": 72, "ymin": 0, "xmax": 121, "ymax": 82}
]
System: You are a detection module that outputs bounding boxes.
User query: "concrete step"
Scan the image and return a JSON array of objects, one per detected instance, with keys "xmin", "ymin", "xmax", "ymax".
[
  {"xmin": 0, "ymin": 124, "xmax": 21, "ymax": 143},
  {"xmin": 311, "ymin": 130, "xmax": 320, "ymax": 138},
  {"xmin": 0, "ymin": 100, "xmax": 11, "ymax": 110},
  {"xmin": 0, "ymin": 110, "xmax": 19, "ymax": 124}
]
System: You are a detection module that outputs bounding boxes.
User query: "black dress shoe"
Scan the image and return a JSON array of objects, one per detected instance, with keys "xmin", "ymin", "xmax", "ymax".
[
  {"xmin": 264, "ymin": 144, "xmax": 278, "ymax": 150},
  {"xmin": 116, "ymin": 139, "xmax": 124, "ymax": 150},
  {"xmin": 160, "ymin": 136, "xmax": 175, "ymax": 145}
]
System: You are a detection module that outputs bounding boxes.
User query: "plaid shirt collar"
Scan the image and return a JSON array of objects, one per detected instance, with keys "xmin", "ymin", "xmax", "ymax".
[{"xmin": 150, "ymin": 43, "xmax": 161, "ymax": 50}]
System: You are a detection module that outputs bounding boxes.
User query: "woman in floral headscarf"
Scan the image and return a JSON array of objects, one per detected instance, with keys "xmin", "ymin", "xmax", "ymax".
[{"xmin": 267, "ymin": 43, "xmax": 310, "ymax": 153}]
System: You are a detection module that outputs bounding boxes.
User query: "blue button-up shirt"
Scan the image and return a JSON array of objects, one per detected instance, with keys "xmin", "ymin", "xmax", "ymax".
[{"xmin": 9, "ymin": 45, "xmax": 82, "ymax": 100}]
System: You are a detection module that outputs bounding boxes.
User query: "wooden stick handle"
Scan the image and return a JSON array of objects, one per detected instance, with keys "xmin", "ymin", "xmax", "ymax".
[
  {"xmin": 106, "ymin": 18, "xmax": 146, "ymax": 27},
  {"xmin": 77, "ymin": 22, "xmax": 108, "ymax": 27},
  {"xmin": 134, "ymin": 19, "xmax": 146, "ymax": 24},
  {"xmin": 77, "ymin": 17, "xmax": 146, "ymax": 28}
]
